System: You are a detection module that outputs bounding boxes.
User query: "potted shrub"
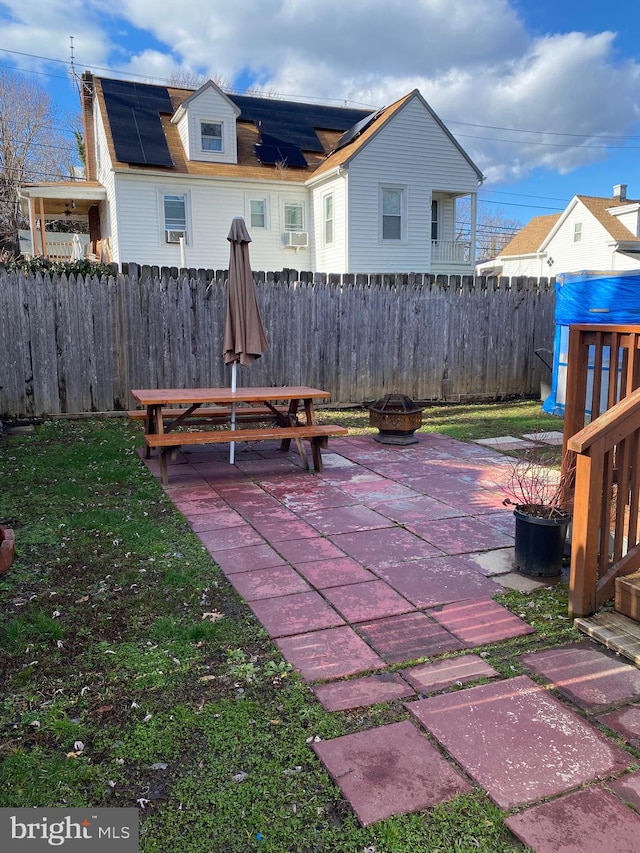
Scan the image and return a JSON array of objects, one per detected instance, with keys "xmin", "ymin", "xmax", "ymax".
[{"xmin": 502, "ymin": 444, "xmax": 573, "ymax": 578}]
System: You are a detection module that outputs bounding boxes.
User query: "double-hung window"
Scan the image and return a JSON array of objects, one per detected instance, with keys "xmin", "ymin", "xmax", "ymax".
[
  {"xmin": 201, "ymin": 121, "xmax": 223, "ymax": 152},
  {"xmin": 324, "ymin": 194, "xmax": 334, "ymax": 245},
  {"xmin": 250, "ymin": 199, "xmax": 266, "ymax": 228},
  {"xmin": 284, "ymin": 201, "xmax": 303, "ymax": 231},
  {"xmin": 381, "ymin": 187, "xmax": 403, "ymax": 240},
  {"xmin": 431, "ymin": 200, "xmax": 439, "ymax": 241},
  {"xmin": 573, "ymin": 222, "xmax": 582, "ymax": 243},
  {"xmin": 164, "ymin": 194, "xmax": 187, "ymax": 243}
]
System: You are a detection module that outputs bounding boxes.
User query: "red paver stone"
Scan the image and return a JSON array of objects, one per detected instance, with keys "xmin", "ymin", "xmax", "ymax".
[
  {"xmin": 520, "ymin": 644, "xmax": 640, "ymax": 713},
  {"xmin": 295, "ymin": 557, "xmax": 376, "ymax": 588},
  {"xmin": 304, "ymin": 505, "xmax": 393, "ymax": 535},
  {"xmin": 505, "ymin": 787, "xmax": 640, "ymax": 853},
  {"xmin": 339, "ymin": 478, "xmax": 420, "ymax": 504},
  {"xmin": 418, "ymin": 516, "xmax": 514, "ymax": 554},
  {"xmin": 429, "ymin": 598, "xmax": 534, "ymax": 646},
  {"xmin": 313, "ymin": 720, "xmax": 471, "ymax": 825},
  {"xmin": 374, "ymin": 556, "xmax": 503, "ymax": 607},
  {"xmin": 598, "ymin": 703, "xmax": 640, "ymax": 749},
  {"xmin": 198, "ymin": 523, "xmax": 264, "ymax": 552},
  {"xmin": 187, "ymin": 507, "xmax": 248, "ymax": 532},
  {"xmin": 402, "ymin": 654, "xmax": 499, "ymax": 694},
  {"xmin": 407, "ymin": 676, "xmax": 631, "ymax": 809},
  {"xmin": 276, "ymin": 625, "xmax": 385, "ymax": 681},
  {"xmin": 248, "ymin": 591, "xmax": 345, "ymax": 637},
  {"xmin": 323, "ymin": 581, "xmax": 414, "ymax": 622},
  {"xmin": 330, "ymin": 527, "xmax": 442, "ymax": 568},
  {"xmin": 610, "ymin": 769, "xmax": 640, "ymax": 810},
  {"xmin": 227, "ymin": 566, "xmax": 311, "ymax": 600},
  {"xmin": 357, "ymin": 612, "xmax": 465, "ymax": 664},
  {"xmin": 249, "ymin": 518, "xmax": 320, "ymax": 542},
  {"xmin": 275, "ymin": 536, "xmax": 346, "ymax": 564},
  {"xmin": 209, "ymin": 543, "xmax": 286, "ymax": 574},
  {"xmin": 312, "ymin": 672, "xmax": 415, "ymax": 711},
  {"xmin": 375, "ymin": 495, "xmax": 463, "ymax": 525}
]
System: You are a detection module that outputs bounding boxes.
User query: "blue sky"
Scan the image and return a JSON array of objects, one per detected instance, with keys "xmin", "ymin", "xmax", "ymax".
[{"xmin": 1, "ymin": 0, "xmax": 639, "ymax": 234}]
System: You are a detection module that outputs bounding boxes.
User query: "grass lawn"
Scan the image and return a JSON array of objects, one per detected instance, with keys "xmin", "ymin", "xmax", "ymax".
[{"xmin": 0, "ymin": 401, "xmax": 580, "ymax": 852}]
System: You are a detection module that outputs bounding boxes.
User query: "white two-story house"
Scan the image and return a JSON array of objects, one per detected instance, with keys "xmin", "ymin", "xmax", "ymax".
[{"xmin": 19, "ymin": 73, "xmax": 484, "ymax": 274}]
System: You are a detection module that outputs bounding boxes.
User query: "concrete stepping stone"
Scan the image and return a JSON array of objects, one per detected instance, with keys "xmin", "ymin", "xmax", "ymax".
[
  {"xmin": 248, "ymin": 591, "xmax": 345, "ymax": 638},
  {"xmin": 428, "ymin": 598, "xmax": 534, "ymax": 646},
  {"xmin": 312, "ymin": 720, "xmax": 471, "ymax": 826},
  {"xmin": 505, "ymin": 786, "xmax": 640, "ymax": 852},
  {"xmin": 610, "ymin": 769, "xmax": 640, "ymax": 811},
  {"xmin": 520, "ymin": 644, "xmax": 640, "ymax": 713},
  {"xmin": 407, "ymin": 675, "xmax": 631, "ymax": 809},
  {"xmin": 598, "ymin": 703, "xmax": 640, "ymax": 749},
  {"xmin": 312, "ymin": 673, "xmax": 414, "ymax": 711},
  {"xmin": 473, "ymin": 436, "xmax": 537, "ymax": 450},
  {"xmin": 401, "ymin": 654, "xmax": 499, "ymax": 694},
  {"xmin": 322, "ymin": 580, "xmax": 415, "ymax": 622},
  {"xmin": 275, "ymin": 626, "xmax": 386, "ymax": 681},
  {"xmin": 374, "ymin": 556, "xmax": 503, "ymax": 608},
  {"xmin": 227, "ymin": 566, "xmax": 311, "ymax": 600},
  {"xmin": 356, "ymin": 611, "xmax": 466, "ymax": 664}
]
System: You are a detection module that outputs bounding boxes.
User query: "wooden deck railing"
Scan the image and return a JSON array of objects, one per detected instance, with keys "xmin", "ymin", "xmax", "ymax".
[{"xmin": 563, "ymin": 324, "xmax": 640, "ymax": 616}]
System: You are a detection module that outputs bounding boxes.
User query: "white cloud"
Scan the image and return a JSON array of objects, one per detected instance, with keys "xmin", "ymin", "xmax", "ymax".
[{"xmin": 1, "ymin": 0, "xmax": 638, "ymax": 186}]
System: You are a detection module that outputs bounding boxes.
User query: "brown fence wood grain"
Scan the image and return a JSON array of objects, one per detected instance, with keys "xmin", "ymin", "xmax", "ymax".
[{"xmin": 0, "ymin": 269, "xmax": 556, "ymax": 418}]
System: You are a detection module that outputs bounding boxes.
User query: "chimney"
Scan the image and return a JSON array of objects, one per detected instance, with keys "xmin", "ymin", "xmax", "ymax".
[
  {"xmin": 81, "ymin": 71, "xmax": 96, "ymax": 181},
  {"xmin": 613, "ymin": 183, "xmax": 627, "ymax": 201}
]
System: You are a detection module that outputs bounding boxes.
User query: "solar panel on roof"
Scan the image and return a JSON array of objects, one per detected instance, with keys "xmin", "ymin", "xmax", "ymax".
[
  {"xmin": 254, "ymin": 133, "xmax": 308, "ymax": 168},
  {"xmin": 231, "ymin": 94, "xmax": 371, "ymax": 154},
  {"xmin": 334, "ymin": 109, "xmax": 382, "ymax": 152},
  {"xmin": 101, "ymin": 78, "xmax": 174, "ymax": 168}
]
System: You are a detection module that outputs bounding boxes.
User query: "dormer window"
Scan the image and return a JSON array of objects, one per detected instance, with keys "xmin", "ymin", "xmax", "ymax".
[{"xmin": 201, "ymin": 121, "xmax": 223, "ymax": 152}]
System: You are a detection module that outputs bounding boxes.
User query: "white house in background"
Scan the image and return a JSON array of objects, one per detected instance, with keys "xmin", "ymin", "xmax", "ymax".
[
  {"xmin": 476, "ymin": 185, "xmax": 640, "ymax": 278},
  {"xmin": 18, "ymin": 73, "xmax": 484, "ymax": 274}
]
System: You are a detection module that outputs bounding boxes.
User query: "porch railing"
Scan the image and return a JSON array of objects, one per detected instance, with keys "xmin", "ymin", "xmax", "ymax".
[
  {"xmin": 563, "ymin": 324, "xmax": 640, "ymax": 616},
  {"xmin": 431, "ymin": 240, "xmax": 471, "ymax": 264}
]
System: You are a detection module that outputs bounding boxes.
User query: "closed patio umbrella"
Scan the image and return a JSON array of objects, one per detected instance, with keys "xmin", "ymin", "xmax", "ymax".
[{"xmin": 223, "ymin": 217, "xmax": 269, "ymax": 462}]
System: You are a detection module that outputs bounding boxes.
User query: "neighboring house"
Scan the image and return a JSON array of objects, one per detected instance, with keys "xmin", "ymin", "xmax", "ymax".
[
  {"xmin": 18, "ymin": 73, "xmax": 483, "ymax": 274},
  {"xmin": 476, "ymin": 185, "xmax": 640, "ymax": 278}
]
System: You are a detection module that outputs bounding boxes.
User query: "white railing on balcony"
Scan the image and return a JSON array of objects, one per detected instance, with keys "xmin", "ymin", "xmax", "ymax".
[{"xmin": 431, "ymin": 240, "xmax": 471, "ymax": 264}]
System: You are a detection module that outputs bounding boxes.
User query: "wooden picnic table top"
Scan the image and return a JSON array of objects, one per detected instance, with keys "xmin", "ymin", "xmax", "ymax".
[{"xmin": 130, "ymin": 386, "xmax": 331, "ymax": 406}]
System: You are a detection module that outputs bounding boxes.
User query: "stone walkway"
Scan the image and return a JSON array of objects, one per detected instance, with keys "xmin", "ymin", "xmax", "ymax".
[{"xmin": 142, "ymin": 433, "xmax": 640, "ymax": 851}]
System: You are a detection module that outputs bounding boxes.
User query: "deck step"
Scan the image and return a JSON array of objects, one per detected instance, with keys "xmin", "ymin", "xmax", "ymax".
[
  {"xmin": 574, "ymin": 611, "xmax": 640, "ymax": 667},
  {"xmin": 615, "ymin": 571, "xmax": 640, "ymax": 621}
]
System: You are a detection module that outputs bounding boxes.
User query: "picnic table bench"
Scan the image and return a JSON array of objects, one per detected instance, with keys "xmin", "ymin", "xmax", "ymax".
[{"xmin": 130, "ymin": 386, "xmax": 347, "ymax": 485}]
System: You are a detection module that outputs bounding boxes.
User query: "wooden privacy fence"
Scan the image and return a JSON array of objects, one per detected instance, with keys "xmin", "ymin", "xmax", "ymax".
[{"xmin": 0, "ymin": 268, "xmax": 556, "ymax": 418}]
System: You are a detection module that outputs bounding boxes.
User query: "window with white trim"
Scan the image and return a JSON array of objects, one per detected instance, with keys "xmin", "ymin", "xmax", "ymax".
[
  {"xmin": 381, "ymin": 187, "xmax": 404, "ymax": 240},
  {"xmin": 431, "ymin": 200, "xmax": 439, "ymax": 241},
  {"xmin": 200, "ymin": 121, "xmax": 223, "ymax": 152},
  {"xmin": 284, "ymin": 201, "xmax": 303, "ymax": 231},
  {"xmin": 573, "ymin": 222, "xmax": 582, "ymax": 242},
  {"xmin": 250, "ymin": 199, "xmax": 266, "ymax": 228},
  {"xmin": 163, "ymin": 194, "xmax": 187, "ymax": 243},
  {"xmin": 324, "ymin": 193, "xmax": 334, "ymax": 245}
]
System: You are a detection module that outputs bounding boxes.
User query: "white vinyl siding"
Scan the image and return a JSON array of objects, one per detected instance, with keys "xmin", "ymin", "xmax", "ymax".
[{"xmin": 346, "ymin": 96, "xmax": 480, "ymax": 272}]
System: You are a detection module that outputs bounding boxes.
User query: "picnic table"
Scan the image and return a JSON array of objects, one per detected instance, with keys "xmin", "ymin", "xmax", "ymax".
[{"xmin": 129, "ymin": 386, "xmax": 348, "ymax": 485}]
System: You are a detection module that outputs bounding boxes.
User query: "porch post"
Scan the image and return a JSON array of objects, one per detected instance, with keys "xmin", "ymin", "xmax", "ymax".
[
  {"xmin": 28, "ymin": 197, "xmax": 38, "ymax": 257},
  {"xmin": 469, "ymin": 192, "xmax": 478, "ymax": 266},
  {"xmin": 38, "ymin": 197, "xmax": 47, "ymax": 258}
]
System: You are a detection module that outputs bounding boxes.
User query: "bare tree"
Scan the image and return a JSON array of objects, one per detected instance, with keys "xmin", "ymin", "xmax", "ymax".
[
  {"xmin": 456, "ymin": 197, "xmax": 522, "ymax": 262},
  {"xmin": 0, "ymin": 70, "xmax": 78, "ymax": 255},
  {"xmin": 167, "ymin": 69, "xmax": 229, "ymax": 91}
]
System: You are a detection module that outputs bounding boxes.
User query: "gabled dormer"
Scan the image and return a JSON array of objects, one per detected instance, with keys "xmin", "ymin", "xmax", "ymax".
[{"xmin": 171, "ymin": 80, "xmax": 240, "ymax": 164}]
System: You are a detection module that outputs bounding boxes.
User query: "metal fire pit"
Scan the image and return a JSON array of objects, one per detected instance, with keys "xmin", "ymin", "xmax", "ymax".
[{"xmin": 369, "ymin": 394, "xmax": 423, "ymax": 445}]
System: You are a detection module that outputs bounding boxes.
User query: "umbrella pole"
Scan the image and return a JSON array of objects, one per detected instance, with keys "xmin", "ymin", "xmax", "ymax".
[{"xmin": 230, "ymin": 361, "xmax": 237, "ymax": 464}]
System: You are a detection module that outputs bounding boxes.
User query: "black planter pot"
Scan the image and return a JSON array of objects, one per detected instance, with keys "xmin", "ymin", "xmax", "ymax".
[{"xmin": 513, "ymin": 506, "xmax": 570, "ymax": 577}]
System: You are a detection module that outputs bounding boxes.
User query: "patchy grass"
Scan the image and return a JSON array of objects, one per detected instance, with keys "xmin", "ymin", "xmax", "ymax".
[{"xmin": 0, "ymin": 406, "xmax": 573, "ymax": 851}]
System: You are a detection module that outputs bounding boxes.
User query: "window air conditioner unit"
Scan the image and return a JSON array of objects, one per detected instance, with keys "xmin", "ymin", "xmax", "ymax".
[
  {"xmin": 284, "ymin": 231, "xmax": 308, "ymax": 248},
  {"xmin": 165, "ymin": 230, "xmax": 186, "ymax": 244}
]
